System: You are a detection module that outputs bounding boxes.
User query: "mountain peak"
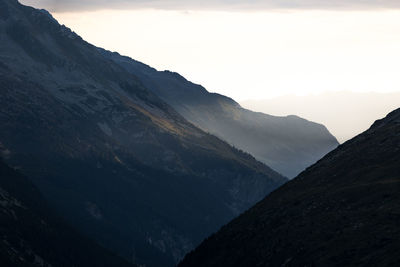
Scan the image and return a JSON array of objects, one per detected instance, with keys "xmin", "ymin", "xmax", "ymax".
[
  {"xmin": 37, "ymin": 8, "xmax": 61, "ymax": 24},
  {"xmin": 370, "ymin": 107, "xmax": 400, "ymax": 130}
]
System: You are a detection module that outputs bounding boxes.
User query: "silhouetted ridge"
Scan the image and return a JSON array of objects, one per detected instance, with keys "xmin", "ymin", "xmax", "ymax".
[{"xmin": 179, "ymin": 108, "xmax": 400, "ymax": 267}]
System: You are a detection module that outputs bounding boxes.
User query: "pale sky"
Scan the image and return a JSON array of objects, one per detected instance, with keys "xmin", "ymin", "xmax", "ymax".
[
  {"xmin": 20, "ymin": 0, "xmax": 400, "ymax": 101},
  {"xmin": 242, "ymin": 91, "xmax": 400, "ymax": 142}
]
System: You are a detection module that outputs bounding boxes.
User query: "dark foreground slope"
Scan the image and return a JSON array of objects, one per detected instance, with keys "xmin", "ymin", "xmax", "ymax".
[
  {"xmin": 101, "ymin": 51, "xmax": 338, "ymax": 178},
  {"xmin": 0, "ymin": 159, "xmax": 135, "ymax": 267},
  {"xmin": 180, "ymin": 108, "xmax": 400, "ymax": 267},
  {"xmin": 0, "ymin": 1, "xmax": 286, "ymax": 266}
]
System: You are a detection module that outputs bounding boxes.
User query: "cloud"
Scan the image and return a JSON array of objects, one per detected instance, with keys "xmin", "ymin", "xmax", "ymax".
[{"xmin": 20, "ymin": 0, "xmax": 400, "ymax": 12}]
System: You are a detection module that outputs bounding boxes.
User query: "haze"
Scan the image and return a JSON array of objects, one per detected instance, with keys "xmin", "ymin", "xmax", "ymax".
[
  {"xmin": 242, "ymin": 91, "xmax": 400, "ymax": 143},
  {"xmin": 20, "ymin": 1, "xmax": 400, "ymax": 100},
  {"xmin": 20, "ymin": 0, "xmax": 400, "ymax": 142}
]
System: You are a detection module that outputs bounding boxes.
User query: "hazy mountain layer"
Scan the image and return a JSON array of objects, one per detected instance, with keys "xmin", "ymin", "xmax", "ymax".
[
  {"xmin": 100, "ymin": 51, "xmax": 339, "ymax": 178},
  {"xmin": 242, "ymin": 91, "xmax": 400, "ymax": 143},
  {"xmin": 180, "ymin": 108, "xmax": 400, "ymax": 267},
  {"xmin": 0, "ymin": 0, "xmax": 286, "ymax": 266}
]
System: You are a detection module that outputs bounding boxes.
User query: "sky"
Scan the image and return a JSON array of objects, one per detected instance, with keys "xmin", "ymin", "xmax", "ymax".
[
  {"xmin": 20, "ymin": 0, "xmax": 400, "ymax": 101},
  {"xmin": 242, "ymin": 91, "xmax": 400, "ymax": 142}
]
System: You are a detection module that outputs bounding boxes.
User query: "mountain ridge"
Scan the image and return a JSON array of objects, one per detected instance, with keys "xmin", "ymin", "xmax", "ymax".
[
  {"xmin": 0, "ymin": 1, "xmax": 286, "ymax": 266},
  {"xmin": 242, "ymin": 91, "xmax": 400, "ymax": 143},
  {"xmin": 99, "ymin": 48, "xmax": 339, "ymax": 178},
  {"xmin": 179, "ymin": 107, "xmax": 400, "ymax": 267}
]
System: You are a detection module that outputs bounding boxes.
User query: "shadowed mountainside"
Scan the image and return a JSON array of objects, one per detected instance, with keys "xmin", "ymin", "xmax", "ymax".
[
  {"xmin": 100, "ymin": 50, "xmax": 339, "ymax": 178},
  {"xmin": 180, "ymin": 108, "xmax": 400, "ymax": 267},
  {"xmin": 0, "ymin": 0, "xmax": 286, "ymax": 266},
  {"xmin": 0, "ymin": 159, "xmax": 136, "ymax": 267}
]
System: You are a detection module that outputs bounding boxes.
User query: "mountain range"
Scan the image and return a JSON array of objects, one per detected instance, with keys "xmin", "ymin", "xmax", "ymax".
[
  {"xmin": 99, "ymin": 50, "xmax": 339, "ymax": 178},
  {"xmin": 180, "ymin": 107, "xmax": 400, "ymax": 267},
  {"xmin": 1, "ymin": 0, "xmax": 340, "ymax": 266},
  {"xmin": 0, "ymin": 0, "xmax": 288, "ymax": 265}
]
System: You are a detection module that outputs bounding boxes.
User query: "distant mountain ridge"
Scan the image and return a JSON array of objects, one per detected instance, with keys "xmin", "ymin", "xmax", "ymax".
[
  {"xmin": 0, "ymin": 0, "xmax": 286, "ymax": 266},
  {"xmin": 179, "ymin": 107, "xmax": 400, "ymax": 267},
  {"xmin": 242, "ymin": 91, "xmax": 400, "ymax": 143},
  {"xmin": 100, "ymin": 49, "xmax": 339, "ymax": 178}
]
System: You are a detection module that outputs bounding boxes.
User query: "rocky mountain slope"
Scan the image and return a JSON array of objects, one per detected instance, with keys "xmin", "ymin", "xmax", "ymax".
[
  {"xmin": 180, "ymin": 108, "xmax": 400, "ymax": 267},
  {"xmin": 0, "ymin": 159, "xmax": 136, "ymax": 267},
  {"xmin": 0, "ymin": 0, "xmax": 286, "ymax": 266},
  {"xmin": 100, "ymin": 51, "xmax": 339, "ymax": 178}
]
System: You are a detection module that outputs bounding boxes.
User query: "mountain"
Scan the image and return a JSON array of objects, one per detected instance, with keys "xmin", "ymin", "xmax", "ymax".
[
  {"xmin": 0, "ymin": 0, "xmax": 286, "ymax": 266},
  {"xmin": 0, "ymin": 159, "xmax": 135, "ymax": 267},
  {"xmin": 179, "ymin": 108, "xmax": 400, "ymax": 267},
  {"xmin": 99, "ymin": 51, "xmax": 339, "ymax": 178},
  {"xmin": 242, "ymin": 91, "xmax": 400, "ymax": 143}
]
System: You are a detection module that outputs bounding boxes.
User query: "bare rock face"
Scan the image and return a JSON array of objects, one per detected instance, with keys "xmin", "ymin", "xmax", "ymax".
[
  {"xmin": 179, "ymin": 108, "xmax": 400, "ymax": 267},
  {"xmin": 0, "ymin": 0, "xmax": 286, "ymax": 266}
]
